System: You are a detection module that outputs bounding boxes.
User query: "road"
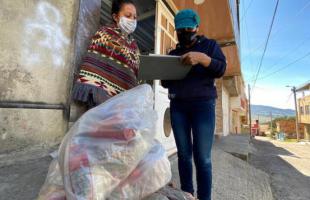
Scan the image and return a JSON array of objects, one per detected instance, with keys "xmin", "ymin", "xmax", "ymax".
[
  {"xmin": 0, "ymin": 142, "xmax": 273, "ymax": 200},
  {"xmin": 249, "ymin": 136, "xmax": 310, "ymax": 200}
]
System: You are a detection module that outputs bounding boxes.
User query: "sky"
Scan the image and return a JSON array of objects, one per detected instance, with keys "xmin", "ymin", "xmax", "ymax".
[{"xmin": 240, "ymin": 0, "xmax": 310, "ymax": 109}]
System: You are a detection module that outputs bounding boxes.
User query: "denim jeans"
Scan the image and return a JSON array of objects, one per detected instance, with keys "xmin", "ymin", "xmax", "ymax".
[{"xmin": 170, "ymin": 99, "xmax": 216, "ymax": 200}]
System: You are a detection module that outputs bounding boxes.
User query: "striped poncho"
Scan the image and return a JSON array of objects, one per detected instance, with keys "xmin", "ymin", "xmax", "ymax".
[{"xmin": 72, "ymin": 25, "xmax": 140, "ymax": 106}]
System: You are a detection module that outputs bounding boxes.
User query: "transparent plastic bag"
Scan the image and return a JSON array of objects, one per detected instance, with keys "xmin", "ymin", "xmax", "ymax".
[
  {"xmin": 108, "ymin": 140, "xmax": 172, "ymax": 200},
  {"xmin": 37, "ymin": 159, "xmax": 66, "ymax": 200},
  {"xmin": 56, "ymin": 84, "xmax": 157, "ymax": 200}
]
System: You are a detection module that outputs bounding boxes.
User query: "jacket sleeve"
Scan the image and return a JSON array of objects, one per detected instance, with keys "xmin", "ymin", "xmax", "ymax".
[{"xmin": 207, "ymin": 40, "xmax": 227, "ymax": 78}]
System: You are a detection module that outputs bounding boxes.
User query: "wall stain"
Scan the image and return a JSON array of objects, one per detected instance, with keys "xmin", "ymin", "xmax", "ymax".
[{"xmin": 0, "ymin": 63, "xmax": 33, "ymax": 99}]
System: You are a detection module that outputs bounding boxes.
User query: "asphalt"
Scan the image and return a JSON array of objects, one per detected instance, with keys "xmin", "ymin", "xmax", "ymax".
[{"xmin": 249, "ymin": 136, "xmax": 310, "ymax": 200}]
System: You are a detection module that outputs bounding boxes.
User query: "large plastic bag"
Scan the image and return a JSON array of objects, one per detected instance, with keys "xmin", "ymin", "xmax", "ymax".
[
  {"xmin": 38, "ymin": 84, "xmax": 173, "ymax": 200},
  {"xmin": 37, "ymin": 159, "xmax": 66, "ymax": 200},
  {"xmin": 47, "ymin": 84, "xmax": 157, "ymax": 200},
  {"xmin": 108, "ymin": 140, "xmax": 172, "ymax": 199}
]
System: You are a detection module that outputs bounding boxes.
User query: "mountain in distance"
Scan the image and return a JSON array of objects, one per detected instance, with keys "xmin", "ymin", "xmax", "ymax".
[{"xmin": 251, "ymin": 105, "xmax": 295, "ymax": 123}]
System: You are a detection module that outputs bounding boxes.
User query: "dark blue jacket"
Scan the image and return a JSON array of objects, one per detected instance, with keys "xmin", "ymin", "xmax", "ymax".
[{"xmin": 161, "ymin": 35, "xmax": 226, "ymax": 101}]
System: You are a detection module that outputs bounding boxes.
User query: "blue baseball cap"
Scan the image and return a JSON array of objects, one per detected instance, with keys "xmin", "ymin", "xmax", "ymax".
[{"xmin": 174, "ymin": 9, "xmax": 200, "ymax": 30}]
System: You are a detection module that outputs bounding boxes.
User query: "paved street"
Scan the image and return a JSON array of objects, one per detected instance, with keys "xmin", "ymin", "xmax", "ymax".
[
  {"xmin": 171, "ymin": 143, "xmax": 273, "ymax": 200},
  {"xmin": 249, "ymin": 136, "xmax": 310, "ymax": 200},
  {"xmin": 0, "ymin": 141, "xmax": 273, "ymax": 200}
]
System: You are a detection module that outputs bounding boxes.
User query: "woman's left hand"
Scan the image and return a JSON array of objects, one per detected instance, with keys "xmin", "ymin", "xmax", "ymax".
[{"xmin": 180, "ymin": 52, "xmax": 211, "ymax": 67}]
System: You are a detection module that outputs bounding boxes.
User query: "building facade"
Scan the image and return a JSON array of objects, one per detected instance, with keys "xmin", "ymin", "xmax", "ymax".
[{"xmin": 297, "ymin": 82, "xmax": 310, "ymax": 141}]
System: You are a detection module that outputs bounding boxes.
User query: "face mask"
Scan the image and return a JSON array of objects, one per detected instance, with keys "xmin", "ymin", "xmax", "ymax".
[
  {"xmin": 119, "ymin": 16, "xmax": 137, "ymax": 34},
  {"xmin": 177, "ymin": 31, "xmax": 197, "ymax": 46}
]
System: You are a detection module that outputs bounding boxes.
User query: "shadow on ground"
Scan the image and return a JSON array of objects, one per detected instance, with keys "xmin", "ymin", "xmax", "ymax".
[{"xmin": 249, "ymin": 138, "xmax": 310, "ymax": 200}]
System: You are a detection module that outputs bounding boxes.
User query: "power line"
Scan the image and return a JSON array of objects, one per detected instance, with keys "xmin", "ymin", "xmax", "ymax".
[
  {"xmin": 241, "ymin": 0, "xmax": 254, "ymax": 22},
  {"xmin": 271, "ymin": 0, "xmax": 310, "ymax": 37},
  {"xmin": 254, "ymin": 50, "xmax": 310, "ymax": 81},
  {"xmin": 241, "ymin": 0, "xmax": 257, "ymax": 78},
  {"xmin": 286, "ymin": 92, "xmax": 293, "ymax": 103},
  {"xmin": 242, "ymin": 0, "xmax": 310, "ymax": 65},
  {"xmin": 285, "ymin": 92, "xmax": 293, "ymax": 108},
  {"xmin": 259, "ymin": 36, "xmax": 310, "ymax": 75},
  {"xmin": 252, "ymin": 0, "xmax": 280, "ymax": 90}
]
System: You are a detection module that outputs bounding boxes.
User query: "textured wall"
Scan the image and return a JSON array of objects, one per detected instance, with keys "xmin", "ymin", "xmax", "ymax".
[
  {"xmin": 305, "ymin": 125, "xmax": 310, "ymax": 141},
  {"xmin": 276, "ymin": 120, "xmax": 305, "ymax": 139},
  {"xmin": 0, "ymin": 0, "xmax": 78, "ymax": 103},
  {"xmin": 215, "ymin": 79, "xmax": 223, "ymax": 136},
  {"xmin": 0, "ymin": 0, "xmax": 80, "ymax": 152}
]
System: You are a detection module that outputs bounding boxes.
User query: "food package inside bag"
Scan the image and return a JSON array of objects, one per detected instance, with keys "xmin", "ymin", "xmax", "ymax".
[
  {"xmin": 108, "ymin": 140, "xmax": 172, "ymax": 200},
  {"xmin": 37, "ymin": 159, "xmax": 66, "ymax": 200},
  {"xmin": 56, "ymin": 84, "xmax": 157, "ymax": 200}
]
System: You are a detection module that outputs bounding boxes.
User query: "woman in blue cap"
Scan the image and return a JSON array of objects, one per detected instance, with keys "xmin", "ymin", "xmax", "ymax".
[{"xmin": 162, "ymin": 9, "xmax": 226, "ymax": 200}]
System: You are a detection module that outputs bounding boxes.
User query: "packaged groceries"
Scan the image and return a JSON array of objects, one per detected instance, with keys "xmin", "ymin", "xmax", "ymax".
[{"xmin": 38, "ymin": 85, "xmax": 172, "ymax": 200}]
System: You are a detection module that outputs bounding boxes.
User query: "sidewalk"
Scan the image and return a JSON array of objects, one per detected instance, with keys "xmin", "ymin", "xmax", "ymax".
[{"xmin": 170, "ymin": 146, "xmax": 273, "ymax": 200}]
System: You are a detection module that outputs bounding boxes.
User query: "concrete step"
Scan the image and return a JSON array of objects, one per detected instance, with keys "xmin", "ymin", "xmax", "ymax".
[{"xmin": 214, "ymin": 134, "xmax": 254, "ymax": 162}]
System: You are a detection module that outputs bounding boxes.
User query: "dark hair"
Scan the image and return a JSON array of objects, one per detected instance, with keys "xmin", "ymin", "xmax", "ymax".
[{"xmin": 111, "ymin": 0, "xmax": 135, "ymax": 18}]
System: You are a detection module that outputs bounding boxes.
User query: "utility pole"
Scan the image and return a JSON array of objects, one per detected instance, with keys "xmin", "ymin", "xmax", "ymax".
[
  {"xmin": 248, "ymin": 84, "xmax": 252, "ymax": 138},
  {"xmin": 292, "ymin": 86, "xmax": 300, "ymax": 142},
  {"xmin": 258, "ymin": 114, "xmax": 260, "ymax": 122}
]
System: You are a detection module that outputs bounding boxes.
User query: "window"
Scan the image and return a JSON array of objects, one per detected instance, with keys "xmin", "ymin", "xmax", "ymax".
[
  {"xmin": 305, "ymin": 105, "xmax": 310, "ymax": 115},
  {"xmin": 300, "ymin": 106, "xmax": 304, "ymax": 115}
]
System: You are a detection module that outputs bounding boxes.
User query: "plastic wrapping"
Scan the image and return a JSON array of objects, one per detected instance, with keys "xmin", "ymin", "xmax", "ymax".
[
  {"xmin": 37, "ymin": 160, "xmax": 66, "ymax": 200},
  {"xmin": 38, "ymin": 84, "xmax": 172, "ymax": 200},
  {"xmin": 108, "ymin": 141, "xmax": 172, "ymax": 200}
]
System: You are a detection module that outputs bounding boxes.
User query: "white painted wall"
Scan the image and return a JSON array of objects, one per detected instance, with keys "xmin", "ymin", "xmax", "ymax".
[
  {"xmin": 222, "ymin": 86, "xmax": 230, "ymax": 136},
  {"xmin": 154, "ymin": 81, "xmax": 176, "ymax": 155},
  {"xmin": 153, "ymin": 1, "xmax": 177, "ymax": 155}
]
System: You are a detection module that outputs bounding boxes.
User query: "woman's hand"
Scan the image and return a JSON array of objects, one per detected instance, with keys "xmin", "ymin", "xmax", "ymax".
[{"xmin": 180, "ymin": 52, "xmax": 211, "ymax": 67}]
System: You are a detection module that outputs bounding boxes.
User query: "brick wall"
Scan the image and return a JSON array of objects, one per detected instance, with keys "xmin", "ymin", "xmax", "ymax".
[{"xmin": 276, "ymin": 120, "xmax": 305, "ymax": 139}]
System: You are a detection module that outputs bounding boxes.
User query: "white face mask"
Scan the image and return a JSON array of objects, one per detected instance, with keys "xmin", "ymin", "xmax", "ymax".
[{"xmin": 119, "ymin": 16, "xmax": 137, "ymax": 34}]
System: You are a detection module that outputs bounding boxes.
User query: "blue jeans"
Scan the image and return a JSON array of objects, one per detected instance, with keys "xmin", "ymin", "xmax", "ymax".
[{"xmin": 170, "ymin": 99, "xmax": 216, "ymax": 200}]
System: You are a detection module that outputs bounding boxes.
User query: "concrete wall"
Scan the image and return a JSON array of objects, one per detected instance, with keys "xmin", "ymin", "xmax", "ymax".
[
  {"xmin": 215, "ymin": 79, "xmax": 223, "ymax": 137},
  {"xmin": 0, "ymin": 0, "xmax": 81, "ymax": 153},
  {"xmin": 298, "ymin": 95, "xmax": 310, "ymax": 124},
  {"xmin": 222, "ymin": 86, "xmax": 230, "ymax": 136},
  {"xmin": 215, "ymin": 79, "xmax": 231, "ymax": 137},
  {"xmin": 305, "ymin": 125, "xmax": 310, "ymax": 141}
]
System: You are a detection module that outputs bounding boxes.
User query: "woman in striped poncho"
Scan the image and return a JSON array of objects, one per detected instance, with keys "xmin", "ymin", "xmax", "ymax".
[{"xmin": 72, "ymin": 0, "xmax": 140, "ymax": 108}]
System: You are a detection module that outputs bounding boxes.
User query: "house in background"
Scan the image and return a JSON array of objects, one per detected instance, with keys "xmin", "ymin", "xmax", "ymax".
[
  {"xmin": 276, "ymin": 119, "xmax": 305, "ymax": 139},
  {"xmin": 259, "ymin": 124, "xmax": 270, "ymax": 136},
  {"xmin": 297, "ymin": 81, "xmax": 310, "ymax": 141},
  {"xmin": 227, "ymin": 75, "xmax": 248, "ymax": 135}
]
